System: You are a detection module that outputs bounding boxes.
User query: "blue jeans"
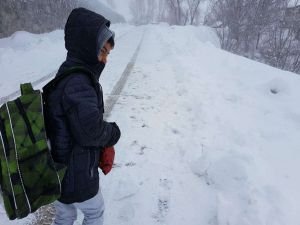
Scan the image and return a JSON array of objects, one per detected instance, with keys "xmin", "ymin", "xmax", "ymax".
[{"xmin": 52, "ymin": 191, "xmax": 105, "ymax": 225}]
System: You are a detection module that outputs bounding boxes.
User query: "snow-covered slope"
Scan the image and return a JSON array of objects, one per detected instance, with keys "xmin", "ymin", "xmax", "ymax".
[{"xmin": 0, "ymin": 24, "xmax": 300, "ymax": 225}]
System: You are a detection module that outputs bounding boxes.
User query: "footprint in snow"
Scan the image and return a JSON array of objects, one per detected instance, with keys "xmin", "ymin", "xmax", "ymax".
[
  {"xmin": 112, "ymin": 163, "xmax": 122, "ymax": 168},
  {"xmin": 137, "ymin": 145, "xmax": 147, "ymax": 155},
  {"xmin": 131, "ymin": 140, "xmax": 138, "ymax": 146},
  {"xmin": 171, "ymin": 128, "xmax": 180, "ymax": 135},
  {"xmin": 141, "ymin": 123, "xmax": 148, "ymax": 128},
  {"xmin": 118, "ymin": 204, "xmax": 135, "ymax": 222},
  {"xmin": 160, "ymin": 178, "xmax": 172, "ymax": 190},
  {"xmin": 153, "ymin": 196, "xmax": 170, "ymax": 223},
  {"xmin": 152, "ymin": 178, "xmax": 172, "ymax": 223},
  {"xmin": 125, "ymin": 162, "xmax": 136, "ymax": 167},
  {"xmin": 113, "ymin": 179, "xmax": 139, "ymax": 201}
]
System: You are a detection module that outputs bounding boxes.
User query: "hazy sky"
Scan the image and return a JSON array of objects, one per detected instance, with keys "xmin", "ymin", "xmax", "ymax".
[{"xmin": 100, "ymin": 0, "xmax": 133, "ymax": 21}]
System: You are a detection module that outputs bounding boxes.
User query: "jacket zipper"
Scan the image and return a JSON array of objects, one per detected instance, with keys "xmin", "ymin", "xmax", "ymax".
[{"xmin": 89, "ymin": 151, "xmax": 98, "ymax": 178}]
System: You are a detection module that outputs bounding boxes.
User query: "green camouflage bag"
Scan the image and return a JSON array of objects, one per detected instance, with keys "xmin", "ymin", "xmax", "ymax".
[{"xmin": 0, "ymin": 83, "xmax": 66, "ymax": 220}]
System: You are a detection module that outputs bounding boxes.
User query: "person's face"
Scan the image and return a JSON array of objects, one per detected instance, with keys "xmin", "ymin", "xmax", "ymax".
[{"xmin": 98, "ymin": 42, "xmax": 113, "ymax": 64}]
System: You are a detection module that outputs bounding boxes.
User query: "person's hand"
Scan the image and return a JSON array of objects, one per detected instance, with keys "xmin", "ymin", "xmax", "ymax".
[
  {"xmin": 99, "ymin": 146, "xmax": 115, "ymax": 175},
  {"xmin": 105, "ymin": 122, "xmax": 121, "ymax": 147}
]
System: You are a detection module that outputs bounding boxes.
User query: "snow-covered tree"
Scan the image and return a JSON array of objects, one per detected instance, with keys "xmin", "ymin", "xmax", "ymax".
[
  {"xmin": 205, "ymin": 0, "xmax": 300, "ymax": 74},
  {"xmin": 0, "ymin": 0, "xmax": 76, "ymax": 38},
  {"xmin": 129, "ymin": 0, "xmax": 202, "ymax": 25}
]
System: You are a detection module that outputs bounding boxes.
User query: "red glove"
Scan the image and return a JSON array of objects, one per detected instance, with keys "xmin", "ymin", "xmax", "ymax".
[{"xmin": 99, "ymin": 146, "xmax": 115, "ymax": 175}]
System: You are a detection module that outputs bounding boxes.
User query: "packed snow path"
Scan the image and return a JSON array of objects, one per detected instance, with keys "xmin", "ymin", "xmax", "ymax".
[{"xmin": 1, "ymin": 24, "xmax": 300, "ymax": 225}]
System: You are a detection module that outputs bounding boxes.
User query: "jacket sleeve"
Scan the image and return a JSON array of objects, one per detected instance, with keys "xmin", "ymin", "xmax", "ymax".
[{"xmin": 61, "ymin": 73, "xmax": 119, "ymax": 148}]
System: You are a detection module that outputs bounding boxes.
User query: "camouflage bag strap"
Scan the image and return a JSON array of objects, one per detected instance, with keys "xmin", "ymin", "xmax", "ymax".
[
  {"xmin": 15, "ymin": 83, "xmax": 38, "ymax": 145},
  {"xmin": 20, "ymin": 83, "xmax": 35, "ymax": 96},
  {"xmin": 43, "ymin": 66, "xmax": 97, "ymax": 95}
]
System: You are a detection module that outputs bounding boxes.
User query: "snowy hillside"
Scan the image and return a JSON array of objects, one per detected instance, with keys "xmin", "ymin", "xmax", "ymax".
[{"xmin": 0, "ymin": 24, "xmax": 300, "ymax": 225}]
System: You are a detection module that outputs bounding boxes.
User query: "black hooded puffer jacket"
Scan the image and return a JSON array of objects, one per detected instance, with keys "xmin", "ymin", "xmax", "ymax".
[{"xmin": 44, "ymin": 8, "xmax": 121, "ymax": 204}]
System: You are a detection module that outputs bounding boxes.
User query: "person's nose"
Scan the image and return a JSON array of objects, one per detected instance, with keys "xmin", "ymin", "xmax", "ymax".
[{"xmin": 100, "ymin": 55, "xmax": 107, "ymax": 64}]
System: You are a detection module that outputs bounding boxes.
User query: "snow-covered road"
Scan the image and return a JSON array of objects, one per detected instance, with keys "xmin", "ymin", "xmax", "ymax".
[
  {"xmin": 1, "ymin": 24, "xmax": 300, "ymax": 225},
  {"xmin": 101, "ymin": 25, "xmax": 300, "ymax": 225}
]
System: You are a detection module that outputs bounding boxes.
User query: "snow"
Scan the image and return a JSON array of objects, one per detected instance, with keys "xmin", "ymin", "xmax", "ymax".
[
  {"xmin": 0, "ymin": 30, "xmax": 66, "ymax": 95},
  {"xmin": 1, "ymin": 23, "xmax": 300, "ymax": 225}
]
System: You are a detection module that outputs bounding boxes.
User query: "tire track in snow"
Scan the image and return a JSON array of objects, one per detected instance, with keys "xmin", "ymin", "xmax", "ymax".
[{"xmin": 104, "ymin": 30, "xmax": 145, "ymax": 119}]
